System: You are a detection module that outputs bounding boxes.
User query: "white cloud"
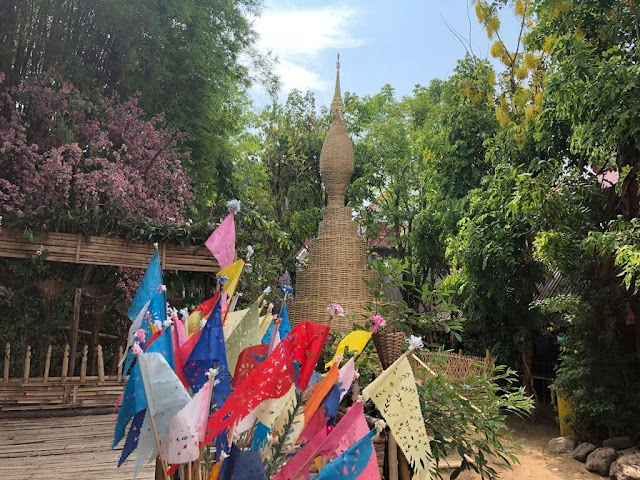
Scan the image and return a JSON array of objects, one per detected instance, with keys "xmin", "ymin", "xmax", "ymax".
[{"xmin": 253, "ymin": 4, "xmax": 362, "ymax": 94}]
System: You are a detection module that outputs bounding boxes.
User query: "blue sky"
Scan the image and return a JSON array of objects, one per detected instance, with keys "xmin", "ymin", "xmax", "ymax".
[{"xmin": 251, "ymin": 0, "xmax": 521, "ymax": 108}]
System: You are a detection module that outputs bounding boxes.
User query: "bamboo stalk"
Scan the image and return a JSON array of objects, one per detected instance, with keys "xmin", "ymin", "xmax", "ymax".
[
  {"xmin": 43, "ymin": 345, "xmax": 52, "ymax": 382},
  {"xmin": 4, "ymin": 343, "xmax": 10, "ymax": 383},
  {"xmin": 23, "ymin": 345, "xmax": 31, "ymax": 383}
]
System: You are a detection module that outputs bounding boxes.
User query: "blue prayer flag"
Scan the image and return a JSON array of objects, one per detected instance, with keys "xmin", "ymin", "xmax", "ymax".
[
  {"xmin": 316, "ymin": 429, "xmax": 376, "ymax": 480},
  {"xmin": 219, "ymin": 444, "xmax": 267, "ymax": 480},
  {"xmin": 113, "ymin": 327, "xmax": 174, "ymax": 448},
  {"xmin": 127, "ymin": 249, "xmax": 164, "ymax": 323},
  {"xmin": 262, "ymin": 303, "xmax": 291, "ymax": 344}
]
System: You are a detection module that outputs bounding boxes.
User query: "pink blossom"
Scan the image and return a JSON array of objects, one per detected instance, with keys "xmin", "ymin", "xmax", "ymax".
[
  {"xmin": 134, "ymin": 329, "xmax": 146, "ymax": 343},
  {"xmin": 132, "ymin": 343, "xmax": 142, "ymax": 355},
  {"xmin": 326, "ymin": 303, "xmax": 345, "ymax": 318},
  {"xmin": 369, "ymin": 314, "xmax": 386, "ymax": 333}
]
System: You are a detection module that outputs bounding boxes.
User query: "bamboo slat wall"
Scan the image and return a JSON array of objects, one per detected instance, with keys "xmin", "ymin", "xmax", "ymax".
[{"xmin": 0, "ymin": 230, "xmax": 219, "ymax": 272}]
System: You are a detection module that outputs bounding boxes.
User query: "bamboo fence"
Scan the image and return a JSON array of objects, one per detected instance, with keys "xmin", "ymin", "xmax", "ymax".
[
  {"xmin": 1, "ymin": 342, "xmax": 124, "ymax": 412},
  {"xmin": 0, "ymin": 230, "xmax": 219, "ymax": 272}
]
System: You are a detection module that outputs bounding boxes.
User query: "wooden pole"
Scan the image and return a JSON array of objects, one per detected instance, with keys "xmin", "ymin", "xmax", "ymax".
[
  {"xmin": 68, "ymin": 288, "xmax": 82, "ymax": 377},
  {"xmin": 388, "ymin": 433, "xmax": 399, "ymax": 480},
  {"xmin": 61, "ymin": 344, "xmax": 70, "ymax": 381},
  {"xmin": 399, "ymin": 449, "xmax": 411, "ymax": 480},
  {"xmin": 80, "ymin": 345, "xmax": 88, "ymax": 381},
  {"xmin": 117, "ymin": 346, "xmax": 123, "ymax": 381},
  {"xmin": 43, "ymin": 345, "xmax": 52, "ymax": 382},
  {"xmin": 23, "ymin": 345, "xmax": 31, "ymax": 383},
  {"xmin": 97, "ymin": 344, "xmax": 105, "ymax": 382},
  {"xmin": 4, "ymin": 343, "xmax": 10, "ymax": 383}
]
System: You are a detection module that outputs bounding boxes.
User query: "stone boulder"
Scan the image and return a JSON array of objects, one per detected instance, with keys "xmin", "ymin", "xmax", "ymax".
[
  {"xmin": 572, "ymin": 442, "xmax": 597, "ymax": 463},
  {"xmin": 609, "ymin": 452, "xmax": 640, "ymax": 480},
  {"xmin": 604, "ymin": 437, "xmax": 634, "ymax": 451},
  {"xmin": 585, "ymin": 447, "xmax": 617, "ymax": 476},
  {"xmin": 548, "ymin": 436, "xmax": 576, "ymax": 454}
]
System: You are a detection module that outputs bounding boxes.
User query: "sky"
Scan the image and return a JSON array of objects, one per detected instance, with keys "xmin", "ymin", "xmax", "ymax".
[{"xmin": 250, "ymin": 0, "xmax": 521, "ymax": 108}]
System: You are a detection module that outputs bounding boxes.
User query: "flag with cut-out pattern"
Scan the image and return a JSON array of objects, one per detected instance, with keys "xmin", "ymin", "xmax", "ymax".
[{"xmin": 362, "ymin": 356, "xmax": 432, "ymax": 479}]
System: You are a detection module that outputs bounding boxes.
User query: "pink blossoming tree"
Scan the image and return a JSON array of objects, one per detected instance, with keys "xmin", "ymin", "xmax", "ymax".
[{"xmin": 0, "ymin": 72, "xmax": 193, "ymax": 223}]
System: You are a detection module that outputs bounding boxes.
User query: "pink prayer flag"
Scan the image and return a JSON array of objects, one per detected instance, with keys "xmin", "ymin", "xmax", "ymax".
[
  {"xmin": 338, "ymin": 357, "xmax": 356, "ymax": 402},
  {"xmin": 161, "ymin": 381, "xmax": 213, "ymax": 464},
  {"xmin": 298, "ymin": 408, "xmax": 327, "ymax": 445},
  {"xmin": 173, "ymin": 318, "xmax": 187, "ymax": 348},
  {"xmin": 204, "ymin": 213, "xmax": 236, "ymax": 269},
  {"xmin": 273, "ymin": 402, "xmax": 379, "ymax": 480}
]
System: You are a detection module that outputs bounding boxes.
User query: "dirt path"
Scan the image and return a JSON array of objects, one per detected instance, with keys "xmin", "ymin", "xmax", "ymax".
[{"xmin": 453, "ymin": 416, "xmax": 600, "ymax": 480}]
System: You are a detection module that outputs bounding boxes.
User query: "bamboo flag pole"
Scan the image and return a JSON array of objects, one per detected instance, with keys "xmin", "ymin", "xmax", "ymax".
[{"xmin": 137, "ymin": 353, "xmax": 170, "ymax": 480}]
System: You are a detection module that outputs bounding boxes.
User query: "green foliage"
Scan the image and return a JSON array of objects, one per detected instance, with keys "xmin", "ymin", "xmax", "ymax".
[
  {"xmin": 419, "ymin": 364, "xmax": 534, "ymax": 479},
  {"xmin": 535, "ymin": 295, "xmax": 640, "ymax": 439}
]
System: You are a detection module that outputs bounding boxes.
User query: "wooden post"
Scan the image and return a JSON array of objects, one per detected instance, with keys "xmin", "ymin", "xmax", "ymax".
[
  {"xmin": 61, "ymin": 344, "xmax": 70, "ymax": 381},
  {"xmin": 388, "ymin": 433, "xmax": 399, "ymax": 480},
  {"xmin": 43, "ymin": 345, "xmax": 52, "ymax": 382},
  {"xmin": 3, "ymin": 343, "xmax": 9, "ymax": 383},
  {"xmin": 484, "ymin": 348, "xmax": 492, "ymax": 367},
  {"xmin": 399, "ymin": 449, "xmax": 411, "ymax": 480},
  {"xmin": 117, "ymin": 346, "xmax": 123, "ymax": 381},
  {"xmin": 80, "ymin": 345, "xmax": 88, "ymax": 381},
  {"xmin": 23, "ymin": 345, "xmax": 31, "ymax": 383},
  {"xmin": 68, "ymin": 288, "xmax": 82, "ymax": 377},
  {"xmin": 97, "ymin": 344, "xmax": 105, "ymax": 382}
]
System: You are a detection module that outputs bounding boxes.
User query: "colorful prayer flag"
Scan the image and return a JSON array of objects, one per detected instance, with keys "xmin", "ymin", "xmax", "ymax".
[
  {"xmin": 161, "ymin": 380, "xmax": 213, "ymax": 464},
  {"xmin": 362, "ymin": 356, "xmax": 432, "ymax": 479},
  {"xmin": 218, "ymin": 444, "xmax": 267, "ymax": 480},
  {"xmin": 325, "ymin": 330, "xmax": 371, "ymax": 369},
  {"xmin": 127, "ymin": 249, "xmax": 163, "ymax": 321},
  {"xmin": 262, "ymin": 303, "xmax": 291, "ymax": 344},
  {"xmin": 205, "ymin": 322, "xmax": 328, "ymax": 442},
  {"xmin": 205, "ymin": 212, "xmax": 236, "ymax": 269},
  {"xmin": 217, "ymin": 259, "xmax": 245, "ymax": 299},
  {"xmin": 316, "ymin": 429, "xmax": 377, "ymax": 480},
  {"xmin": 133, "ymin": 352, "xmax": 192, "ymax": 478},
  {"xmin": 224, "ymin": 293, "xmax": 264, "ymax": 374}
]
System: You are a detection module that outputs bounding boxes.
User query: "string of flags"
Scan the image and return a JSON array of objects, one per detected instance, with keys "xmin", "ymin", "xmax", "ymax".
[{"xmin": 113, "ymin": 200, "xmax": 434, "ymax": 479}]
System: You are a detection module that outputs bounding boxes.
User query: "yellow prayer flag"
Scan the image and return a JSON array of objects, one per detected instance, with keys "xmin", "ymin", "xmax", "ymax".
[
  {"xmin": 259, "ymin": 303, "xmax": 274, "ymax": 337},
  {"xmin": 217, "ymin": 259, "xmax": 245, "ymax": 298},
  {"xmin": 325, "ymin": 330, "xmax": 372, "ymax": 369},
  {"xmin": 313, "ymin": 456, "xmax": 323, "ymax": 474},
  {"xmin": 224, "ymin": 293, "xmax": 264, "ymax": 374},
  {"xmin": 188, "ymin": 310, "xmax": 203, "ymax": 337},
  {"xmin": 363, "ymin": 356, "xmax": 433, "ymax": 480}
]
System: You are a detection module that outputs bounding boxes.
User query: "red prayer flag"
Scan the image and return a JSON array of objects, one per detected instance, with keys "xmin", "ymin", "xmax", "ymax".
[{"xmin": 204, "ymin": 322, "xmax": 329, "ymax": 443}]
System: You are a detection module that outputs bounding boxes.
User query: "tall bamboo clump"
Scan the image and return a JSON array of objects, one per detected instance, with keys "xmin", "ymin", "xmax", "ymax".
[{"xmin": 289, "ymin": 56, "xmax": 375, "ymax": 332}]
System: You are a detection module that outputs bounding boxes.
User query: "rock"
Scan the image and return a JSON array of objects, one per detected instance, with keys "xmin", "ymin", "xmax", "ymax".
[
  {"xmin": 548, "ymin": 436, "xmax": 577, "ymax": 454},
  {"xmin": 604, "ymin": 437, "xmax": 634, "ymax": 451},
  {"xmin": 572, "ymin": 442, "xmax": 597, "ymax": 462},
  {"xmin": 620, "ymin": 448, "xmax": 640, "ymax": 457},
  {"xmin": 609, "ymin": 452, "xmax": 640, "ymax": 480},
  {"xmin": 585, "ymin": 447, "xmax": 617, "ymax": 476}
]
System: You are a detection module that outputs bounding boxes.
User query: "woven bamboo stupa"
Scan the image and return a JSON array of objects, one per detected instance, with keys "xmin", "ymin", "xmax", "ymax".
[{"xmin": 289, "ymin": 56, "xmax": 375, "ymax": 332}]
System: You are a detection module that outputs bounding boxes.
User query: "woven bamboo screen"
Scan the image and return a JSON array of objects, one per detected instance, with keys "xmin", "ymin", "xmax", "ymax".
[{"xmin": 0, "ymin": 230, "xmax": 218, "ymax": 272}]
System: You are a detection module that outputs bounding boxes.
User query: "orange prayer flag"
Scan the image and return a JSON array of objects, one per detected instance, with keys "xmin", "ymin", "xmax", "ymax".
[{"xmin": 303, "ymin": 361, "xmax": 340, "ymax": 424}]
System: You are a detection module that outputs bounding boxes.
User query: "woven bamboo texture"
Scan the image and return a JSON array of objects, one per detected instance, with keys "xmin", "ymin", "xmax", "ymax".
[
  {"xmin": 372, "ymin": 331, "xmax": 407, "ymax": 369},
  {"xmin": 415, "ymin": 350, "xmax": 491, "ymax": 382},
  {"xmin": 0, "ymin": 230, "xmax": 219, "ymax": 272},
  {"xmin": 319, "ymin": 118, "xmax": 354, "ymax": 205},
  {"xmin": 289, "ymin": 68, "xmax": 374, "ymax": 332}
]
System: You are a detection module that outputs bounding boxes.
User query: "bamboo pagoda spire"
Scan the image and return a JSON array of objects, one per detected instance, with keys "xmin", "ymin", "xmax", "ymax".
[{"xmin": 289, "ymin": 55, "xmax": 375, "ymax": 331}]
